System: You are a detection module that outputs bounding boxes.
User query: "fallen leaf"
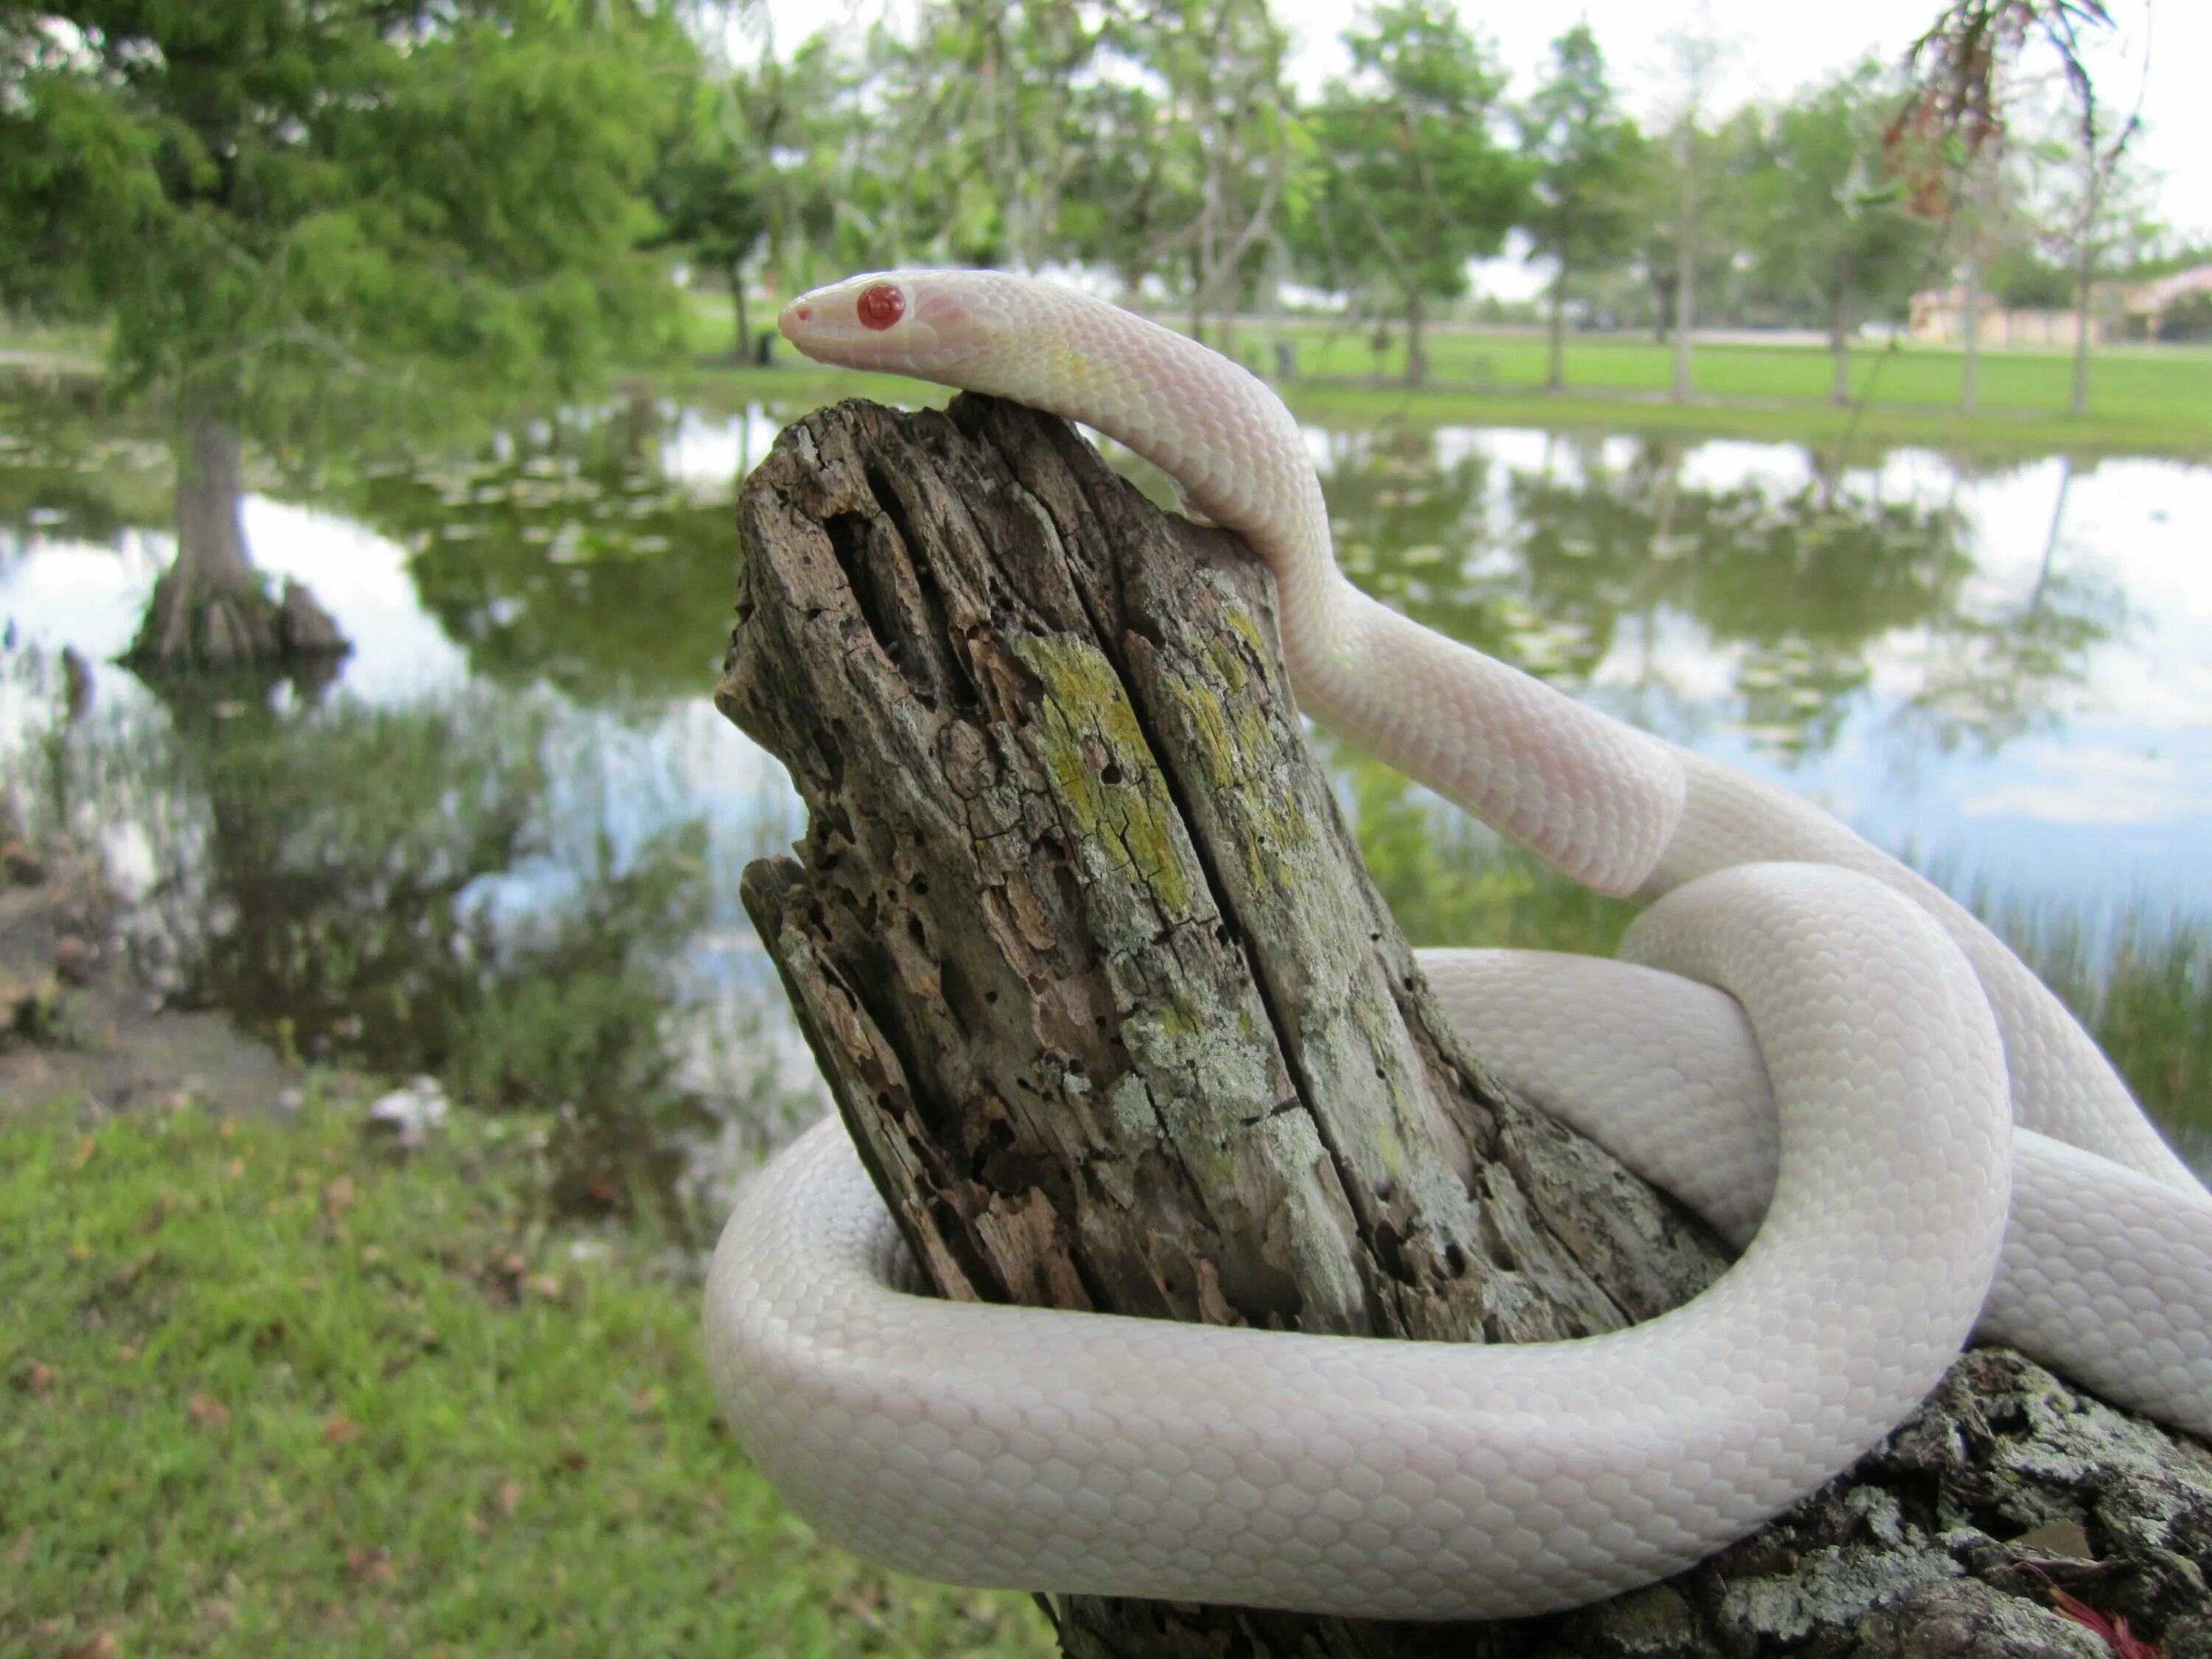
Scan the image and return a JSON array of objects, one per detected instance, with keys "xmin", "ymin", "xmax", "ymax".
[
  {"xmin": 557, "ymin": 1449, "xmax": 588, "ymax": 1472},
  {"xmin": 69, "ymin": 1135, "xmax": 96, "ymax": 1169},
  {"xmin": 58, "ymin": 1633, "xmax": 119, "ymax": 1659},
  {"xmin": 321, "ymin": 1417, "xmax": 364, "ymax": 1444},
  {"xmin": 188, "ymin": 1393, "xmax": 230, "ymax": 1430},
  {"xmin": 322, "ymin": 1176, "xmax": 355, "ymax": 1220},
  {"xmin": 361, "ymin": 1244, "xmax": 384, "ymax": 1265},
  {"xmin": 526, "ymin": 1273, "xmax": 563, "ymax": 1300},
  {"xmin": 498, "ymin": 1479, "xmax": 524, "ymax": 1516},
  {"xmin": 113, "ymin": 1341, "xmax": 140, "ymax": 1363},
  {"xmin": 344, "ymin": 1544, "xmax": 394, "ymax": 1585},
  {"xmin": 7, "ymin": 1526, "xmax": 34, "ymax": 1565},
  {"xmin": 416, "ymin": 1325, "xmax": 441, "ymax": 1350},
  {"xmin": 223, "ymin": 1158, "xmax": 246, "ymax": 1180},
  {"xmin": 254, "ymin": 1320, "xmax": 285, "ymax": 1349},
  {"xmin": 20, "ymin": 1360, "xmax": 56, "ymax": 1394}
]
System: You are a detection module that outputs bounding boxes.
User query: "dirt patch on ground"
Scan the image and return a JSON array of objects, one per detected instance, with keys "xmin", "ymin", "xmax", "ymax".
[{"xmin": 0, "ymin": 834, "xmax": 301, "ymax": 1119}]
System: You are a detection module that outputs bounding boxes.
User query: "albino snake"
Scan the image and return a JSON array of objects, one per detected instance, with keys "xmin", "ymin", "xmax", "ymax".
[{"xmin": 704, "ymin": 268, "xmax": 2212, "ymax": 1620}]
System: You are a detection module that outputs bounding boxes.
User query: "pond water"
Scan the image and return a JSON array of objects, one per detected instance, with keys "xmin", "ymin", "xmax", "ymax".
[{"xmin": 4, "ymin": 384, "xmax": 2208, "ymax": 1202}]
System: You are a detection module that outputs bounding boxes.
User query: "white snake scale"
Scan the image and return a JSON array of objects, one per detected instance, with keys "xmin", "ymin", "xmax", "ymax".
[{"xmin": 704, "ymin": 268, "xmax": 2212, "ymax": 1620}]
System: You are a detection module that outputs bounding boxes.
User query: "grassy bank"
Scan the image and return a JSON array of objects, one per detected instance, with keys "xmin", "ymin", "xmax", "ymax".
[
  {"xmin": 1, "ymin": 1094, "xmax": 1054, "ymax": 1658},
  {"xmin": 682, "ymin": 296, "xmax": 2212, "ymax": 459}
]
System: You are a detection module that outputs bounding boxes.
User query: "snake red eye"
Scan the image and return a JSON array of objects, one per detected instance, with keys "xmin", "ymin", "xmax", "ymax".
[{"xmin": 857, "ymin": 283, "xmax": 905, "ymax": 330}]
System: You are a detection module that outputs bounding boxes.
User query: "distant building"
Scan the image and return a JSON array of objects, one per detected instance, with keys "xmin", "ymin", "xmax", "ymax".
[
  {"xmin": 1908, "ymin": 286, "xmax": 2115, "ymax": 347},
  {"xmin": 2123, "ymin": 264, "xmax": 2212, "ymax": 341},
  {"xmin": 1910, "ymin": 263, "xmax": 2212, "ymax": 347}
]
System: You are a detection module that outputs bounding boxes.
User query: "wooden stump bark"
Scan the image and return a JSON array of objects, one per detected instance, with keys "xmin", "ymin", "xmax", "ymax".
[{"xmin": 717, "ymin": 394, "xmax": 2212, "ymax": 1659}]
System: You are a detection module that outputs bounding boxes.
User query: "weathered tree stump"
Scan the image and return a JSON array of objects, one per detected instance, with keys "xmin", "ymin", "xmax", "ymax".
[{"xmin": 717, "ymin": 394, "xmax": 2212, "ymax": 1659}]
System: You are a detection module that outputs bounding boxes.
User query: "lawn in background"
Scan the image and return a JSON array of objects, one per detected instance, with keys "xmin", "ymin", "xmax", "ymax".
[{"xmin": 684, "ymin": 294, "xmax": 2212, "ymax": 458}]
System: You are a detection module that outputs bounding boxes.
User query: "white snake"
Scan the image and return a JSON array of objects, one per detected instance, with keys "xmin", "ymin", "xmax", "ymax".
[{"xmin": 706, "ymin": 269, "xmax": 2212, "ymax": 1621}]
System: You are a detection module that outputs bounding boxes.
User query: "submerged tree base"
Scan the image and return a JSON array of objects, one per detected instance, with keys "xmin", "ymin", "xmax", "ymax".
[{"xmin": 122, "ymin": 572, "xmax": 349, "ymax": 675}]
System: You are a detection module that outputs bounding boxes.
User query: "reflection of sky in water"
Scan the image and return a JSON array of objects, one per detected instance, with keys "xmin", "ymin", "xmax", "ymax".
[
  {"xmin": 4, "ymin": 414, "xmax": 2208, "ymax": 926},
  {"xmin": 1390, "ymin": 429, "xmax": 2212, "ymax": 913}
]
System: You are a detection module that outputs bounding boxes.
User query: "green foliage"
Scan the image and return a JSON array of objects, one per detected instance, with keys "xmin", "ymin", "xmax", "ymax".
[
  {"xmin": 1517, "ymin": 25, "xmax": 1644, "ymax": 293},
  {"xmin": 0, "ymin": 1, "xmax": 694, "ymax": 453},
  {"xmin": 649, "ymin": 76, "xmax": 773, "ymax": 352},
  {"xmin": 1295, "ymin": 1, "xmax": 1525, "ymax": 378},
  {"xmin": 0, "ymin": 1094, "xmax": 1054, "ymax": 1655},
  {"xmin": 1742, "ymin": 63, "xmax": 1938, "ymax": 347}
]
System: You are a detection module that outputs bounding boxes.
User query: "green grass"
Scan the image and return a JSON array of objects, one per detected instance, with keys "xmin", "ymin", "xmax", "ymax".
[
  {"xmin": 684, "ymin": 293, "xmax": 2212, "ymax": 459},
  {"xmin": 0, "ymin": 1093, "xmax": 1055, "ymax": 1658}
]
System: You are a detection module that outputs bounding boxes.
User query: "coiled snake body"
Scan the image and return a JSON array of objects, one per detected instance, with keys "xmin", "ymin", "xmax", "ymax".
[{"xmin": 706, "ymin": 269, "xmax": 2212, "ymax": 1619}]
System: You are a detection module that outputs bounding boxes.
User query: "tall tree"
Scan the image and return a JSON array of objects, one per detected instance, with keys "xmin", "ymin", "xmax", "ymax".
[
  {"xmin": 1296, "ymin": 2, "xmax": 1524, "ymax": 386},
  {"xmin": 1746, "ymin": 65, "xmax": 1935, "ymax": 406},
  {"xmin": 1517, "ymin": 25, "xmax": 1644, "ymax": 392},
  {"xmin": 1651, "ymin": 25, "xmax": 1731, "ymax": 403},
  {"xmin": 651, "ymin": 75, "xmax": 773, "ymax": 360},
  {"xmin": 1108, "ymin": 0, "xmax": 1297, "ymax": 353},
  {"xmin": 2027, "ymin": 100, "xmax": 2159, "ymax": 414},
  {"xmin": 0, "ymin": 1, "xmax": 689, "ymax": 672}
]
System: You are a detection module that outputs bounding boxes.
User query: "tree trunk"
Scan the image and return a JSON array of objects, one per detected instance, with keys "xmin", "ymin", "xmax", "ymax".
[
  {"xmin": 1547, "ymin": 263, "xmax": 1569, "ymax": 392},
  {"xmin": 728, "ymin": 257, "xmax": 752, "ymax": 361},
  {"xmin": 1651, "ymin": 273, "xmax": 1675, "ymax": 344},
  {"xmin": 1829, "ymin": 298, "xmax": 1853, "ymax": 407},
  {"xmin": 1961, "ymin": 253, "xmax": 1982, "ymax": 416},
  {"xmin": 718, "ymin": 394, "xmax": 2212, "ymax": 1659},
  {"xmin": 1672, "ymin": 124, "xmax": 1697, "ymax": 404},
  {"xmin": 125, "ymin": 401, "xmax": 347, "ymax": 674},
  {"xmin": 2069, "ymin": 243, "xmax": 2096, "ymax": 417},
  {"xmin": 1405, "ymin": 285, "xmax": 1427, "ymax": 388}
]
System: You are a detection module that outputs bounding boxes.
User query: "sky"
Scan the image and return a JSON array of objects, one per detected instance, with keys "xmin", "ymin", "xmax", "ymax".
[{"xmin": 741, "ymin": 0, "xmax": 2209, "ymax": 265}]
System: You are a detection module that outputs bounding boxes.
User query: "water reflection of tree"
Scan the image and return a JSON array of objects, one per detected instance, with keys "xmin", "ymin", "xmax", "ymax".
[
  {"xmin": 1320, "ymin": 428, "xmax": 2120, "ymax": 764},
  {"xmin": 361, "ymin": 393, "xmax": 742, "ymax": 702},
  {"xmin": 0, "ymin": 384, "xmax": 173, "ymax": 560},
  {"xmin": 31, "ymin": 669, "xmax": 742, "ymax": 1235}
]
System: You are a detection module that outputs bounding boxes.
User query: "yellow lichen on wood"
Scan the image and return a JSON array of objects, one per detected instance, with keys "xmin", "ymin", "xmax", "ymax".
[{"xmin": 1015, "ymin": 633, "xmax": 1197, "ymax": 922}]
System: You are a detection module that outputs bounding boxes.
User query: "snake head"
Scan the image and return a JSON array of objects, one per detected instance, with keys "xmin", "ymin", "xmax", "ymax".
[{"xmin": 779, "ymin": 270, "xmax": 1012, "ymax": 382}]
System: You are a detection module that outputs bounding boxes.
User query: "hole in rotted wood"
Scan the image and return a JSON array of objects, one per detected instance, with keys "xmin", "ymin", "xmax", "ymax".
[
  {"xmin": 1099, "ymin": 761, "xmax": 1124, "ymax": 786},
  {"xmin": 986, "ymin": 990, "xmax": 1000, "ymax": 1005},
  {"xmin": 906, "ymin": 915, "xmax": 928, "ymax": 952},
  {"xmin": 1371, "ymin": 1220, "xmax": 1413, "ymax": 1285},
  {"xmin": 824, "ymin": 512, "xmax": 903, "ymax": 665},
  {"xmin": 912, "ymin": 875, "xmax": 929, "ymax": 896},
  {"xmin": 1444, "ymin": 1242, "xmax": 1469, "ymax": 1277}
]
